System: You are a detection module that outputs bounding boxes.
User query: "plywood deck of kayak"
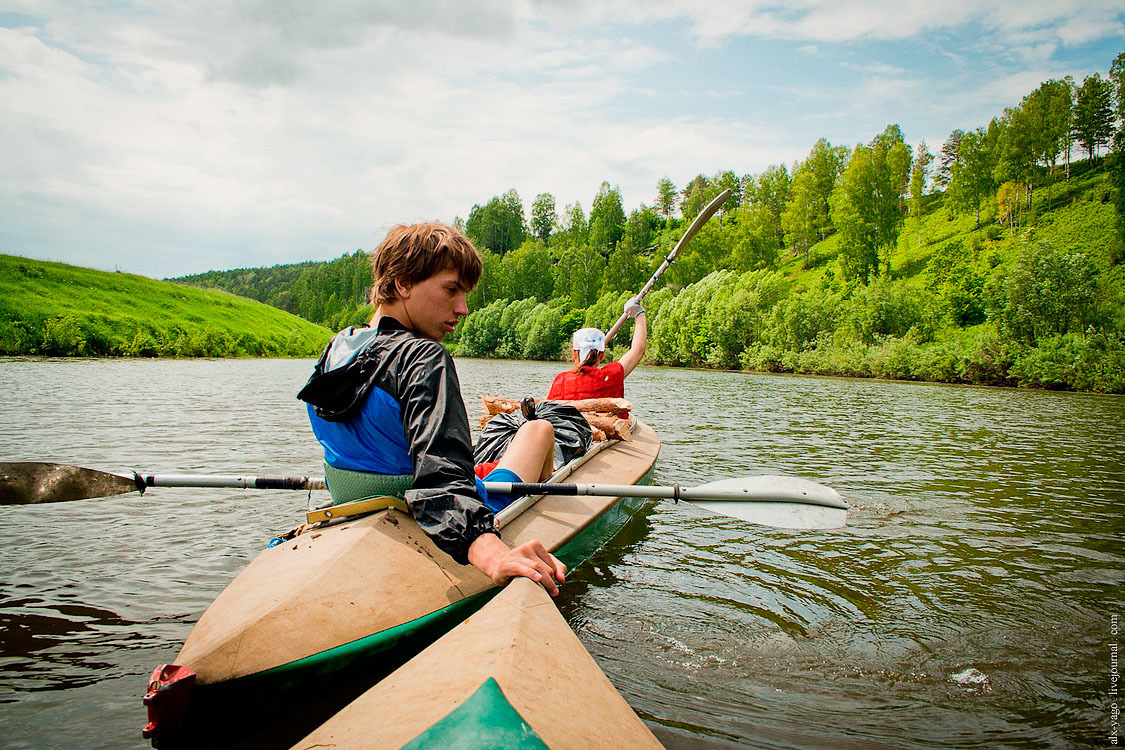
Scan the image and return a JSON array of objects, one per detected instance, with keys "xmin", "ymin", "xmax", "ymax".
[
  {"xmin": 175, "ymin": 421, "xmax": 659, "ymax": 685},
  {"xmin": 292, "ymin": 577, "xmax": 664, "ymax": 749}
]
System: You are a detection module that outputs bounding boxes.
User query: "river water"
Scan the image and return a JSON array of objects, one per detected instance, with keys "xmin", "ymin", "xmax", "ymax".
[{"xmin": 0, "ymin": 357, "xmax": 1121, "ymax": 748}]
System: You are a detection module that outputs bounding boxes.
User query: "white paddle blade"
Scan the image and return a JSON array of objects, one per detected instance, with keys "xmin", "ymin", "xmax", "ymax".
[
  {"xmin": 689, "ymin": 499, "xmax": 847, "ymax": 529},
  {"xmin": 686, "ymin": 475, "xmax": 848, "ymax": 530}
]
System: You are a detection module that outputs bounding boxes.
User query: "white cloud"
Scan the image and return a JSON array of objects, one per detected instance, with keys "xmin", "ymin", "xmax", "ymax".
[
  {"xmin": 1, "ymin": 1, "xmax": 1122, "ymax": 276},
  {"xmin": 841, "ymin": 61, "xmax": 908, "ymax": 76},
  {"xmin": 1057, "ymin": 14, "xmax": 1125, "ymax": 46},
  {"xmin": 532, "ymin": 0, "xmax": 1124, "ymax": 49},
  {"xmin": 853, "ymin": 75, "xmax": 924, "ymax": 104}
]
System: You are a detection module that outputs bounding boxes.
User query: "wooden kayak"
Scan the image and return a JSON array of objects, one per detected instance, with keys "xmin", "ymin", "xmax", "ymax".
[
  {"xmin": 143, "ymin": 420, "xmax": 660, "ymax": 745},
  {"xmin": 293, "ymin": 576, "xmax": 664, "ymax": 749}
]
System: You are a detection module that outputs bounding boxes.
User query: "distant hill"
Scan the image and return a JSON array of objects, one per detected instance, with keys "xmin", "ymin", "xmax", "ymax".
[
  {"xmin": 171, "ymin": 250, "xmax": 374, "ymax": 331},
  {"xmin": 0, "ymin": 255, "xmax": 332, "ymax": 357}
]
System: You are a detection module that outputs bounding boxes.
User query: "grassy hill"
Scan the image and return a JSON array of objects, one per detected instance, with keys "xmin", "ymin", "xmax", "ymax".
[{"xmin": 0, "ymin": 255, "xmax": 332, "ymax": 357}]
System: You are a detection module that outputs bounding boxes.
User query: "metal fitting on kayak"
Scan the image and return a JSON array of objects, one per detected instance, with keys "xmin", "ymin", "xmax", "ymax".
[{"xmin": 142, "ymin": 663, "xmax": 196, "ymax": 746}]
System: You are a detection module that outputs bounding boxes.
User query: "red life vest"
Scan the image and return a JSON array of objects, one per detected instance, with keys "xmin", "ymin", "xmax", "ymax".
[{"xmin": 547, "ymin": 361, "xmax": 625, "ymax": 401}]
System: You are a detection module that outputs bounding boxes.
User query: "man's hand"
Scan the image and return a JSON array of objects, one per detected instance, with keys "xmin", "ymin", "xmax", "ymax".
[
  {"xmin": 468, "ymin": 533, "xmax": 567, "ymax": 596},
  {"xmin": 623, "ymin": 296, "xmax": 644, "ymax": 319}
]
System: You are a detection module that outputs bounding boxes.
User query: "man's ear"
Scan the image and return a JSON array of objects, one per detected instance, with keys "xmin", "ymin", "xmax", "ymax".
[{"xmin": 394, "ymin": 278, "xmax": 412, "ymax": 299}]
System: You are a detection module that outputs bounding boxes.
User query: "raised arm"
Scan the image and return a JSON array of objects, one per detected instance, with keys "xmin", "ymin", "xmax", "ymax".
[{"xmin": 616, "ymin": 296, "xmax": 647, "ymax": 377}]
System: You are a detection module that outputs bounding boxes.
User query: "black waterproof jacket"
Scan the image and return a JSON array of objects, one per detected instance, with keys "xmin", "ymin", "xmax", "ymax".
[{"xmin": 297, "ymin": 316, "xmax": 498, "ymax": 564}]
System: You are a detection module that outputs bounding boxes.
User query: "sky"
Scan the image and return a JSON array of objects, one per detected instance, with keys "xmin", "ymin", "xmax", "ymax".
[{"xmin": 2, "ymin": 1, "xmax": 1123, "ymax": 279}]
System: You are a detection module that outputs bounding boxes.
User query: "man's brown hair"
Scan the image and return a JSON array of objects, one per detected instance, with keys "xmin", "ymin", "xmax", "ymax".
[{"xmin": 370, "ymin": 223, "xmax": 483, "ymax": 306}]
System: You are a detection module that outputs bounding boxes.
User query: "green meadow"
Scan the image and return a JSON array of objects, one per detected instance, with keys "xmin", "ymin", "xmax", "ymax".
[{"xmin": 0, "ymin": 255, "xmax": 331, "ymax": 357}]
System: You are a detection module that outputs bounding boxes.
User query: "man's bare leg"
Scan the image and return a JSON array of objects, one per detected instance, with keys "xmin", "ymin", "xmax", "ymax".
[
  {"xmin": 495, "ymin": 420, "xmax": 555, "ymax": 482},
  {"xmin": 472, "ymin": 420, "xmax": 565, "ymax": 594}
]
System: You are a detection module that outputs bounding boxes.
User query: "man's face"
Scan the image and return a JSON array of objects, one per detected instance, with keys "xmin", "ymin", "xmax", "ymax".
[{"xmin": 397, "ymin": 267, "xmax": 470, "ymax": 342}]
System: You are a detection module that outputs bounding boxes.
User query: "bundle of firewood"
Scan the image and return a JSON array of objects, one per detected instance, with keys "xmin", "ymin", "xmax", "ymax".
[{"xmin": 479, "ymin": 395, "xmax": 633, "ymax": 442}]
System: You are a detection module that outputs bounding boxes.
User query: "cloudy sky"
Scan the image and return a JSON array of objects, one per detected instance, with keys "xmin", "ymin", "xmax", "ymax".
[{"xmin": 2, "ymin": 1, "xmax": 1123, "ymax": 278}]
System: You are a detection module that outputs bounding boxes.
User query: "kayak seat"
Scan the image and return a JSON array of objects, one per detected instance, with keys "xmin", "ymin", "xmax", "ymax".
[{"xmin": 323, "ymin": 463, "xmax": 414, "ymax": 505}]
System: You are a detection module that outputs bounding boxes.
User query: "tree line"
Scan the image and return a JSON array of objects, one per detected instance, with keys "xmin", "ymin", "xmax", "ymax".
[{"xmin": 455, "ymin": 55, "xmax": 1125, "ymax": 291}]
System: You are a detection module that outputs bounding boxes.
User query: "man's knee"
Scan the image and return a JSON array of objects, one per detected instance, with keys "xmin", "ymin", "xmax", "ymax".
[{"xmin": 516, "ymin": 418, "xmax": 554, "ymax": 444}]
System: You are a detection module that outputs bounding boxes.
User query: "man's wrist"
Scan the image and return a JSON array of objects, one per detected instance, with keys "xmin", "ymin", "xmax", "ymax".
[{"xmin": 467, "ymin": 530, "xmax": 506, "ymax": 577}]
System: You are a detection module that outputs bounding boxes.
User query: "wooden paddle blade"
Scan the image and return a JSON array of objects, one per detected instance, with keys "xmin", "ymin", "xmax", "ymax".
[{"xmin": 0, "ymin": 462, "xmax": 137, "ymax": 504}]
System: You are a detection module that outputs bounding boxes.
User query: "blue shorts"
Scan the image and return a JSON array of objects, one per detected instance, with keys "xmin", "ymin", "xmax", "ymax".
[{"xmin": 479, "ymin": 467, "xmax": 524, "ymax": 513}]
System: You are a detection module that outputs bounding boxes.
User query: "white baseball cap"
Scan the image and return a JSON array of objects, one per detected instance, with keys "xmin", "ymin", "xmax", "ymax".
[{"xmin": 572, "ymin": 327, "xmax": 606, "ymax": 359}]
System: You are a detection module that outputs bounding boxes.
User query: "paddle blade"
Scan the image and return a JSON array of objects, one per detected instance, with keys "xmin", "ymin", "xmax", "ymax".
[
  {"xmin": 0, "ymin": 462, "xmax": 137, "ymax": 504},
  {"xmin": 689, "ymin": 499, "xmax": 847, "ymax": 529},
  {"xmin": 685, "ymin": 475, "xmax": 848, "ymax": 530}
]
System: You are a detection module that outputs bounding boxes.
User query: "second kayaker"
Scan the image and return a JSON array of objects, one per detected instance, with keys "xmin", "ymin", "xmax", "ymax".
[
  {"xmin": 298, "ymin": 222, "xmax": 566, "ymax": 596},
  {"xmin": 547, "ymin": 296, "xmax": 647, "ymax": 401}
]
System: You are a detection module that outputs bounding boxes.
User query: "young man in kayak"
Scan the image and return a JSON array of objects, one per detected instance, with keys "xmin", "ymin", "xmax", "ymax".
[
  {"xmin": 298, "ymin": 222, "xmax": 566, "ymax": 596},
  {"xmin": 547, "ymin": 297, "xmax": 646, "ymax": 400}
]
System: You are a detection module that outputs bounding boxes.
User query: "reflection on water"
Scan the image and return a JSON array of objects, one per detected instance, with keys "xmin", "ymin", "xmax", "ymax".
[{"xmin": 0, "ymin": 357, "xmax": 1122, "ymax": 748}]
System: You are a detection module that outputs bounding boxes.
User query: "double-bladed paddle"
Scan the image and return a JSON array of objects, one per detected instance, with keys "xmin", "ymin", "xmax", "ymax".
[
  {"xmin": 0, "ymin": 461, "xmax": 847, "ymax": 530},
  {"xmin": 604, "ymin": 187, "xmax": 733, "ymax": 345}
]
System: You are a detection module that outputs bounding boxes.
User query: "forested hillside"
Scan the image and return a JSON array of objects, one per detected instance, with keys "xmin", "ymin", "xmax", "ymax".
[
  {"xmin": 441, "ymin": 56, "xmax": 1125, "ymax": 393},
  {"xmin": 173, "ymin": 54, "xmax": 1125, "ymax": 390},
  {"xmin": 0, "ymin": 256, "xmax": 331, "ymax": 357},
  {"xmin": 171, "ymin": 251, "xmax": 373, "ymax": 331}
]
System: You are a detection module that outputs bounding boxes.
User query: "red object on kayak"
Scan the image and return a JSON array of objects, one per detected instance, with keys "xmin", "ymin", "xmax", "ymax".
[
  {"xmin": 547, "ymin": 361, "xmax": 625, "ymax": 401},
  {"xmin": 474, "ymin": 460, "xmax": 500, "ymax": 478},
  {"xmin": 142, "ymin": 663, "xmax": 196, "ymax": 746}
]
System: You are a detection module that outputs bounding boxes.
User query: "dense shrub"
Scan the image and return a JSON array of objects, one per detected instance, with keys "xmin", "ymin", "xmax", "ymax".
[
  {"xmin": 767, "ymin": 290, "xmax": 838, "ymax": 351},
  {"xmin": 497, "ymin": 298, "xmax": 539, "ymax": 357},
  {"xmin": 709, "ymin": 271, "xmax": 789, "ymax": 367},
  {"xmin": 958, "ymin": 324, "xmax": 1018, "ymax": 386},
  {"xmin": 1009, "ymin": 333, "xmax": 1125, "ymax": 392},
  {"xmin": 925, "ymin": 241, "xmax": 985, "ymax": 325},
  {"xmin": 584, "ymin": 290, "xmax": 635, "ymax": 332},
  {"xmin": 42, "ymin": 315, "xmax": 87, "ymax": 355},
  {"xmin": 867, "ymin": 336, "xmax": 922, "ymax": 380},
  {"xmin": 453, "ymin": 297, "xmax": 577, "ymax": 361},
  {"xmin": 521, "ymin": 302, "xmax": 570, "ymax": 360},
  {"xmin": 910, "ymin": 341, "xmax": 968, "ymax": 383},
  {"xmin": 987, "ymin": 241, "xmax": 1099, "ymax": 345},
  {"xmin": 843, "ymin": 278, "xmax": 935, "ymax": 343},
  {"xmin": 649, "ymin": 271, "xmax": 736, "ymax": 366},
  {"xmin": 456, "ymin": 299, "xmax": 507, "ymax": 357}
]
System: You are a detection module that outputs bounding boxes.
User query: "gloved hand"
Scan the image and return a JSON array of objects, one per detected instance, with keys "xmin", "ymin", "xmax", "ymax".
[{"xmin": 623, "ymin": 296, "xmax": 644, "ymax": 318}]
